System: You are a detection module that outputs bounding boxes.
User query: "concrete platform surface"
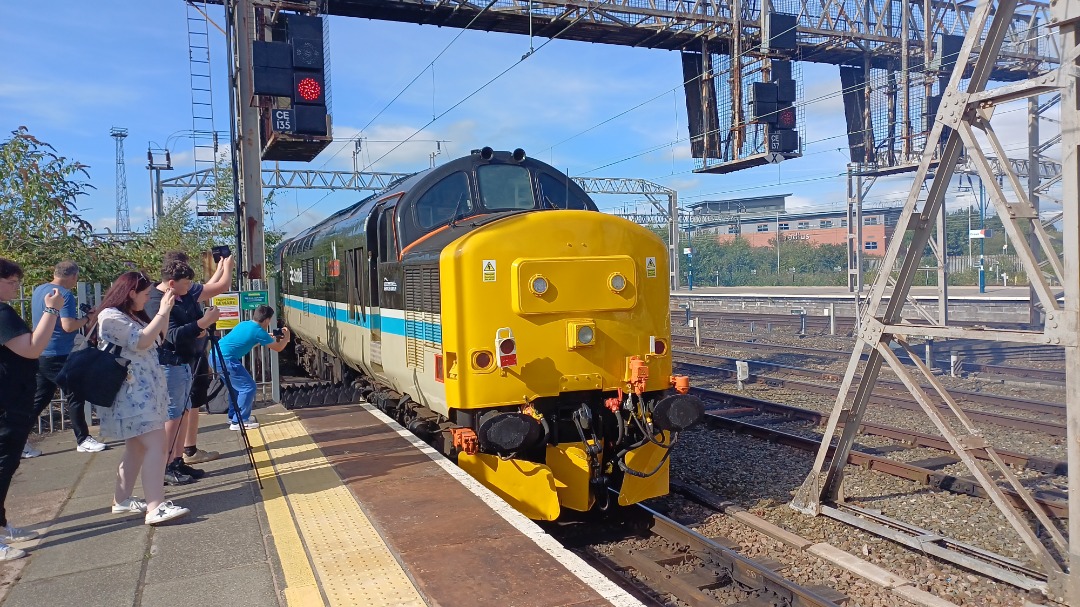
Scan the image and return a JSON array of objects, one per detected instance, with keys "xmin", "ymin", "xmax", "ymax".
[{"xmin": 0, "ymin": 402, "xmax": 643, "ymax": 607}]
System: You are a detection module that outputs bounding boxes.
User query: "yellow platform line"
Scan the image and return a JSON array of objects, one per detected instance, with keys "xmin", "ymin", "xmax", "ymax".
[
  {"xmin": 248, "ymin": 421, "xmax": 324, "ymax": 607},
  {"xmin": 254, "ymin": 411, "xmax": 427, "ymax": 607}
]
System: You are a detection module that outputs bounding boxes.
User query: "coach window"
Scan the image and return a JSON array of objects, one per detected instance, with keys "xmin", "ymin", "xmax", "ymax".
[
  {"xmin": 478, "ymin": 164, "xmax": 534, "ymax": 211},
  {"xmin": 537, "ymin": 173, "xmax": 588, "ymax": 210},
  {"xmin": 415, "ymin": 171, "xmax": 472, "ymax": 230}
]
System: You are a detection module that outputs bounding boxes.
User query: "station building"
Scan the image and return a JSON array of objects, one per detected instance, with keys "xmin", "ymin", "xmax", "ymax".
[{"xmin": 686, "ymin": 194, "xmax": 903, "ymax": 256}]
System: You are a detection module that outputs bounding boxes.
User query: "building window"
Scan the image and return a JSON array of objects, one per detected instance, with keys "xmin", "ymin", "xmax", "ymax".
[
  {"xmin": 756, "ymin": 224, "xmax": 770, "ymax": 232},
  {"xmin": 841, "ymin": 219, "xmax": 848, "ymax": 228},
  {"xmin": 797, "ymin": 221, "xmax": 810, "ymax": 230},
  {"xmin": 727, "ymin": 225, "xmax": 738, "ymax": 234},
  {"xmin": 864, "ymin": 216, "xmax": 880, "ymax": 226},
  {"xmin": 865, "ymin": 241, "xmax": 879, "ymax": 250},
  {"xmin": 819, "ymin": 220, "xmax": 833, "ymax": 228},
  {"xmin": 884, "ymin": 214, "xmax": 898, "ymax": 227},
  {"xmin": 778, "ymin": 222, "xmax": 790, "ymax": 231}
]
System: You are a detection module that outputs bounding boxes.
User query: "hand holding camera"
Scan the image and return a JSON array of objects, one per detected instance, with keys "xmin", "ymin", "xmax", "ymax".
[
  {"xmin": 272, "ymin": 326, "xmax": 290, "ymax": 340},
  {"xmin": 211, "ymin": 245, "xmax": 232, "ymax": 264}
]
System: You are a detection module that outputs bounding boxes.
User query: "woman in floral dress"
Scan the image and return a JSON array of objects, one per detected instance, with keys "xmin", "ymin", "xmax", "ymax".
[{"xmin": 95, "ymin": 272, "xmax": 188, "ymax": 525}]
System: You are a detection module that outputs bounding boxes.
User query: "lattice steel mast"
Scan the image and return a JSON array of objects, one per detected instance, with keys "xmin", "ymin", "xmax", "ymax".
[
  {"xmin": 790, "ymin": 1, "xmax": 1079, "ymax": 602},
  {"xmin": 111, "ymin": 127, "xmax": 130, "ymax": 233}
]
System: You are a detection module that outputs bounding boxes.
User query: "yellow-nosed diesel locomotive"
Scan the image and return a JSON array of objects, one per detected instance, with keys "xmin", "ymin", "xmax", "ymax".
[{"xmin": 277, "ymin": 148, "xmax": 703, "ymax": 520}]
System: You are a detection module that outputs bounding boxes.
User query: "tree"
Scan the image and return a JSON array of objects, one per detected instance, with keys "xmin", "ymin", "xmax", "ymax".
[{"xmin": 0, "ymin": 127, "xmax": 135, "ymax": 285}]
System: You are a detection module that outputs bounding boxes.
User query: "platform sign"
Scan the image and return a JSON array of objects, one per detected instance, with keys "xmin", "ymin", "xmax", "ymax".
[
  {"xmin": 212, "ymin": 292, "xmax": 241, "ymax": 330},
  {"xmin": 968, "ymin": 229, "xmax": 992, "ymax": 239},
  {"xmin": 240, "ymin": 290, "xmax": 269, "ymax": 310}
]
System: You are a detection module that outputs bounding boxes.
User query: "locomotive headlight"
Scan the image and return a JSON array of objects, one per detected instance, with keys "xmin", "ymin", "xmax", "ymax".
[
  {"xmin": 529, "ymin": 274, "xmax": 549, "ymax": 296},
  {"xmin": 608, "ymin": 272, "xmax": 626, "ymax": 293},
  {"xmin": 567, "ymin": 320, "xmax": 596, "ymax": 349},
  {"xmin": 577, "ymin": 325, "xmax": 594, "ymax": 345}
]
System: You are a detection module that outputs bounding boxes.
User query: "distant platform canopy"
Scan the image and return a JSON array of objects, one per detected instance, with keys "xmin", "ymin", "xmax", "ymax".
[{"xmin": 687, "ymin": 194, "xmax": 790, "ymax": 218}]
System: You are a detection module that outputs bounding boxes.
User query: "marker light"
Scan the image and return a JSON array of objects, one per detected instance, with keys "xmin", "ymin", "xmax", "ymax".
[
  {"xmin": 608, "ymin": 272, "xmax": 626, "ymax": 293},
  {"xmin": 529, "ymin": 275, "xmax": 549, "ymax": 296},
  {"xmin": 472, "ymin": 351, "xmax": 493, "ymax": 370}
]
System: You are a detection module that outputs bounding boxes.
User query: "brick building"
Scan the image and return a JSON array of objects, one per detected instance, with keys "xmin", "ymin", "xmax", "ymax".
[{"xmin": 687, "ymin": 195, "xmax": 903, "ymax": 256}]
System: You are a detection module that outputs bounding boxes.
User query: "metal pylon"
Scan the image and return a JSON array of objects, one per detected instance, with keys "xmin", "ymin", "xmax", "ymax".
[
  {"xmin": 185, "ymin": 0, "xmax": 219, "ymax": 215},
  {"xmin": 790, "ymin": 0, "xmax": 1078, "ymax": 602},
  {"xmin": 111, "ymin": 127, "xmax": 130, "ymax": 233}
]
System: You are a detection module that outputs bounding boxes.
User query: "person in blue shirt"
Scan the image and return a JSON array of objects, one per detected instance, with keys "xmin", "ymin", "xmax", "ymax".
[
  {"xmin": 210, "ymin": 305, "xmax": 289, "ymax": 430},
  {"xmin": 29, "ymin": 261, "xmax": 102, "ymax": 456}
]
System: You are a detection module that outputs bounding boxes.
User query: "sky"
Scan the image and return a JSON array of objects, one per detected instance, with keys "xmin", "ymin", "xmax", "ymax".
[{"xmin": 0, "ymin": 2, "xmax": 1061, "ymax": 238}]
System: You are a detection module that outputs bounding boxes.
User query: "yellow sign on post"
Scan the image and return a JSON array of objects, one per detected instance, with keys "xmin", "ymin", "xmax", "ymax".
[{"xmin": 212, "ymin": 292, "xmax": 241, "ymax": 330}]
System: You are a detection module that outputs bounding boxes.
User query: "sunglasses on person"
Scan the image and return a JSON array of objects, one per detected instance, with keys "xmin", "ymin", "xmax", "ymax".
[{"xmin": 135, "ymin": 273, "xmax": 152, "ymax": 291}]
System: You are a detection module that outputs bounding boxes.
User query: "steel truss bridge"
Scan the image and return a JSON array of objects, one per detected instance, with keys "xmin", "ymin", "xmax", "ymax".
[{"xmin": 324, "ymin": 0, "xmax": 1055, "ymax": 80}]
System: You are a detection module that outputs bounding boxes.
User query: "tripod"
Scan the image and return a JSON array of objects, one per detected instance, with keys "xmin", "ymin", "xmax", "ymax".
[{"xmin": 206, "ymin": 329, "xmax": 261, "ymax": 488}]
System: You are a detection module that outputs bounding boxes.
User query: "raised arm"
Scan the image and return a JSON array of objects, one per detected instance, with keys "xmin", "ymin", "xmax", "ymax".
[
  {"xmin": 139, "ymin": 288, "xmax": 175, "ymax": 350},
  {"xmin": 4, "ymin": 288, "xmax": 64, "ymax": 359},
  {"xmin": 199, "ymin": 255, "xmax": 235, "ymax": 301}
]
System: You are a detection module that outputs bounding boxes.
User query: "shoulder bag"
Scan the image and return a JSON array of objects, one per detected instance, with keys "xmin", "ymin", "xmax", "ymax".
[{"xmin": 56, "ymin": 343, "xmax": 130, "ymax": 408}]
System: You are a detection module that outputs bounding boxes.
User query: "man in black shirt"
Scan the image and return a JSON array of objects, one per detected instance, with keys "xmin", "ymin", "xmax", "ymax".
[{"xmin": 145, "ymin": 260, "xmax": 219, "ymax": 485}]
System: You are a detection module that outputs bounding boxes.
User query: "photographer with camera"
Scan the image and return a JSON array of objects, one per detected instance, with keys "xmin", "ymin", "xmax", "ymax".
[
  {"xmin": 164, "ymin": 249, "xmax": 236, "ymax": 467},
  {"xmin": 28, "ymin": 262, "xmax": 102, "ymax": 457},
  {"xmin": 209, "ymin": 305, "xmax": 288, "ymax": 430},
  {"xmin": 145, "ymin": 260, "xmax": 220, "ymax": 485}
]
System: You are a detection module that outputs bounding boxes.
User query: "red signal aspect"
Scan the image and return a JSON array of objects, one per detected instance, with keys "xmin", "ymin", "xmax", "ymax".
[
  {"xmin": 297, "ymin": 77, "xmax": 321, "ymax": 102},
  {"xmin": 777, "ymin": 106, "xmax": 797, "ymax": 129}
]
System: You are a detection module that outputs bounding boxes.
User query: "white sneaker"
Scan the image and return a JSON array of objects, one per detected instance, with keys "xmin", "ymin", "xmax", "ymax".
[
  {"xmin": 0, "ymin": 526, "xmax": 39, "ymax": 543},
  {"xmin": 228, "ymin": 423, "xmax": 241, "ymax": 431},
  {"xmin": 144, "ymin": 501, "xmax": 189, "ymax": 525},
  {"xmin": 112, "ymin": 497, "xmax": 148, "ymax": 513},
  {"xmin": 77, "ymin": 437, "xmax": 107, "ymax": 453},
  {"xmin": 0, "ymin": 543, "xmax": 26, "ymax": 561},
  {"xmin": 21, "ymin": 444, "xmax": 41, "ymax": 459},
  {"xmin": 243, "ymin": 420, "xmax": 259, "ymax": 429}
]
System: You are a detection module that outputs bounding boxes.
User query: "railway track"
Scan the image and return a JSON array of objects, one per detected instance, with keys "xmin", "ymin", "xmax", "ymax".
[
  {"xmin": 694, "ymin": 404, "xmax": 1068, "ymax": 519},
  {"xmin": 688, "ymin": 384, "xmax": 1067, "ymax": 475},
  {"xmin": 552, "ymin": 503, "xmax": 848, "ymax": 607},
  {"xmin": 676, "ymin": 310, "xmax": 1031, "ymax": 334},
  {"xmin": 672, "ymin": 333, "xmax": 1066, "ymax": 384},
  {"xmin": 674, "ymin": 350, "xmax": 1066, "ymax": 435}
]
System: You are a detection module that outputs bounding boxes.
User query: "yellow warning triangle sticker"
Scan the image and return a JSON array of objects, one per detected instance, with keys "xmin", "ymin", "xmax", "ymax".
[{"xmin": 484, "ymin": 262, "xmax": 495, "ymax": 271}]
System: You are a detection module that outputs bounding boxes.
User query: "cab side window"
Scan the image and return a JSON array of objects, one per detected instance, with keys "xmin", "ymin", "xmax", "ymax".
[
  {"xmin": 537, "ymin": 173, "xmax": 589, "ymax": 210},
  {"xmin": 378, "ymin": 207, "xmax": 398, "ymax": 260},
  {"xmin": 414, "ymin": 172, "xmax": 472, "ymax": 230}
]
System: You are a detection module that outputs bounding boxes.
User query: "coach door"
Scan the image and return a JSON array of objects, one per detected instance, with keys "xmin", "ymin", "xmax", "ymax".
[{"xmin": 370, "ymin": 202, "xmax": 400, "ymax": 378}]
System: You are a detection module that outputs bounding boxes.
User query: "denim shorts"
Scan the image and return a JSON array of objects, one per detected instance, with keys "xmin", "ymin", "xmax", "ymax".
[{"xmin": 163, "ymin": 364, "xmax": 194, "ymax": 420}]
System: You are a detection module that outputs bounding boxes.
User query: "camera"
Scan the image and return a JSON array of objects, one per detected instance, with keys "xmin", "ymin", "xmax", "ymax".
[
  {"xmin": 272, "ymin": 328, "xmax": 285, "ymax": 339},
  {"xmin": 79, "ymin": 303, "xmax": 92, "ymax": 314},
  {"xmin": 212, "ymin": 245, "xmax": 232, "ymax": 263}
]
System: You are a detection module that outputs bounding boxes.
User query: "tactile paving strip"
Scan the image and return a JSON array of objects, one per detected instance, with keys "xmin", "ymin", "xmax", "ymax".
[{"xmin": 255, "ymin": 411, "xmax": 427, "ymax": 607}]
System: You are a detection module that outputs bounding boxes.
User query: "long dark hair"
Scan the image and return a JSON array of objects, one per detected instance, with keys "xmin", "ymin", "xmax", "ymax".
[{"xmin": 99, "ymin": 272, "xmax": 152, "ymax": 323}]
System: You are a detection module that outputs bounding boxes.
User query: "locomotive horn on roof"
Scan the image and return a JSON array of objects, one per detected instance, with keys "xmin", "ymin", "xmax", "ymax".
[{"xmin": 512, "ymin": 148, "xmax": 526, "ymax": 162}]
